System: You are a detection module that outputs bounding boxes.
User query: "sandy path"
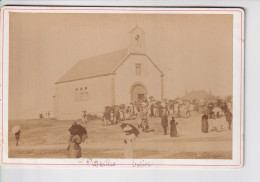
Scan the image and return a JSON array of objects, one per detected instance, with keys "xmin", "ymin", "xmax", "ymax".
[{"xmin": 8, "ymin": 112, "xmax": 232, "ymax": 159}]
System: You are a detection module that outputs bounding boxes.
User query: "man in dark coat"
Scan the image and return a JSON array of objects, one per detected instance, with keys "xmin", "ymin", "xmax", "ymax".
[
  {"xmin": 161, "ymin": 113, "xmax": 168, "ymax": 135},
  {"xmin": 15, "ymin": 130, "xmax": 21, "ymax": 146},
  {"xmin": 225, "ymin": 110, "xmax": 232, "ymax": 130},
  {"xmin": 114, "ymin": 106, "xmax": 120, "ymax": 124},
  {"xmin": 201, "ymin": 113, "xmax": 209, "ymax": 133}
]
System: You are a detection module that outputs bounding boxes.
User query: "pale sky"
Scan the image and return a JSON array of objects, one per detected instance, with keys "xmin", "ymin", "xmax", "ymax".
[{"xmin": 9, "ymin": 13, "xmax": 233, "ymax": 120}]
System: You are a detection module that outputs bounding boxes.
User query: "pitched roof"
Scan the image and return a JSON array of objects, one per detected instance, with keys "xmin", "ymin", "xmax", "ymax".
[
  {"xmin": 56, "ymin": 49, "xmax": 128, "ymax": 84},
  {"xmin": 129, "ymin": 26, "xmax": 145, "ymax": 34}
]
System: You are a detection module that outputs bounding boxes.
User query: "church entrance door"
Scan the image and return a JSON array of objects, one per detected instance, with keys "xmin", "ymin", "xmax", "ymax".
[{"xmin": 131, "ymin": 84, "xmax": 147, "ymax": 102}]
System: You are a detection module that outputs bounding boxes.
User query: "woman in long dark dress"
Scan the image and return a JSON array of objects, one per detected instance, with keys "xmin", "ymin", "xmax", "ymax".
[
  {"xmin": 201, "ymin": 113, "xmax": 209, "ymax": 133},
  {"xmin": 170, "ymin": 117, "xmax": 178, "ymax": 137}
]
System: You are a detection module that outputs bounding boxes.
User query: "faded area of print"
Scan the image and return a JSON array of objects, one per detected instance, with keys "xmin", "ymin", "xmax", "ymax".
[{"xmin": 7, "ymin": 11, "xmax": 236, "ymax": 161}]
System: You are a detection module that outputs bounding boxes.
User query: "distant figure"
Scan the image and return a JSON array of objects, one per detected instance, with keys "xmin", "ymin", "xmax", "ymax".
[
  {"xmin": 159, "ymin": 106, "xmax": 164, "ymax": 118},
  {"xmin": 201, "ymin": 114, "xmax": 209, "ymax": 133},
  {"xmin": 170, "ymin": 117, "xmax": 178, "ymax": 137},
  {"xmin": 150, "ymin": 104, "xmax": 154, "ymax": 117},
  {"xmin": 161, "ymin": 114, "xmax": 168, "ymax": 135},
  {"xmin": 81, "ymin": 110, "xmax": 88, "ymax": 127},
  {"xmin": 45, "ymin": 112, "xmax": 48, "ymax": 119},
  {"xmin": 113, "ymin": 106, "xmax": 120, "ymax": 124},
  {"xmin": 47, "ymin": 112, "xmax": 50, "ymax": 119},
  {"xmin": 136, "ymin": 108, "xmax": 143, "ymax": 129},
  {"xmin": 221, "ymin": 102, "xmax": 228, "ymax": 115},
  {"xmin": 176, "ymin": 120, "xmax": 180, "ymax": 136},
  {"xmin": 225, "ymin": 110, "xmax": 232, "ymax": 130},
  {"xmin": 125, "ymin": 106, "xmax": 132, "ymax": 120},
  {"xmin": 141, "ymin": 107, "xmax": 149, "ymax": 132},
  {"xmin": 67, "ymin": 135, "xmax": 82, "ymax": 158},
  {"xmin": 214, "ymin": 112, "xmax": 222, "ymax": 132},
  {"xmin": 103, "ymin": 109, "xmax": 111, "ymax": 126},
  {"xmin": 209, "ymin": 110, "xmax": 214, "ymax": 119},
  {"xmin": 110, "ymin": 111, "xmax": 114, "ymax": 123},
  {"xmin": 153, "ymin": 106, "xmax": 158, "ymax": 117},
  {"xmin": 15, "ymin": 130, "xmax": 21, "ymax": 146},
  {"xmin": 119, "ymin": 106, "xmax": 125, "ymax": 121},
  {"xmin": 132, "ymin": 106, "xmax": 138, "ymax": 118},
  {"xmin": 39, "ymin": 113, "xmax": 43, "ymax": 119},
  {"xmin": 12, "ymin": 125, "xmax": 21, "ymax": 146}
]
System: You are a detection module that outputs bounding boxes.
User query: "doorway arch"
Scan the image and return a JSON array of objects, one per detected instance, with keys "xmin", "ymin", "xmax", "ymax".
[{"xmin": 130, "ymin": 82, "xmax": 147, "ymax": 102}]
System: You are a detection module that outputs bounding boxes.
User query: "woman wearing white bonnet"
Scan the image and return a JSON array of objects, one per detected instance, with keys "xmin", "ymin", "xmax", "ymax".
[{"xmin": 121, "ymin": 123, "xmax": 139, "ymax": 158}]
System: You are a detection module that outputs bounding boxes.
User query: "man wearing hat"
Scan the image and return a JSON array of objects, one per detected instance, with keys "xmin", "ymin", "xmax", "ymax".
[{"xmin": 225, "ymin": 110, "xmax": 232, "ymax": 130}]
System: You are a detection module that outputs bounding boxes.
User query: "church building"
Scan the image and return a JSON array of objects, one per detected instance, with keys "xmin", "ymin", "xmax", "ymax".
[{"xmin": 55, "ymin": 26, "xmax": 164, "ymax": 120}]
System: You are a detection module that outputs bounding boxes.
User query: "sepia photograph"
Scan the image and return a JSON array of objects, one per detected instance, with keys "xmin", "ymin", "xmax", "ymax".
[{"xmin": 1, "ymin": 7, "xmax": 244, "ymax": 167}]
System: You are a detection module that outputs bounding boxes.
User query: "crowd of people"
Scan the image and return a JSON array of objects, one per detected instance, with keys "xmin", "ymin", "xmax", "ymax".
[
  {"xmin": 100, "ymin": 96, "xmax": 198, "ymax": 127},
  {"xmin": 11, "ymin": 95, "xmax": 232, "ymax": 159},
  {"xmin": 65, "ymin": 96, "xmax": 196, "ymax": 158},
  {"xmin": 201, "ymin": 103, "xmax": 233, "ymax": 133},
  {"xmin": 65, "ymin": 96, "xmax": 233, "ymax": 158}
]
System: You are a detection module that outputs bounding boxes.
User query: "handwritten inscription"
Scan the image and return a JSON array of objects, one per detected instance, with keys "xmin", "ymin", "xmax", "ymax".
[
  {"xmin": 132, "ymin": 160, "xmax": 153, "ymax": 167},
  {"xmin": 86, "ymin": 158, "xmax": 116, "ymax": 167},
  {"xmin": 82, "ymin": 158, "xmax": 152, "ymax": 167}
]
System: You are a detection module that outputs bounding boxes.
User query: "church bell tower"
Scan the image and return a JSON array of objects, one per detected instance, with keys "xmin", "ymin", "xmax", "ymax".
[{"xmin": 128, "ymin": 26, "xmax": 145, "ymax": 54}]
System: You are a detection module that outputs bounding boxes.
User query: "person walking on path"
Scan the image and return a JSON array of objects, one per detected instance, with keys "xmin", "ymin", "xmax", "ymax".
[
  {"xmin": 170, "ymin": 117, "xmax": 178, "ymax": 137},
  {"xmin": 12, "ymin": 125, "xmax": 21, "ymax": 146},
  {"xmin": 15, "ymin": 130, "xmax": 21, "ymax": 146},
  {"xmin": 161, "ymin": 113, "xmax": 168, "ymax": 135}
]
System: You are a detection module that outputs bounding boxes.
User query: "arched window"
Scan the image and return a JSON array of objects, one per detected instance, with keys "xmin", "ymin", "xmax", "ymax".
[
  {"xmin": 79, "ymin": 87, "xmax": 83, "ymax": 100},
  {"xmin": 75, "ymin": 88, "xmax": 79, "ymax": 101},
  {"xmin": 84, "ymin": 87, "xmax": 88, "ymax": 101}
]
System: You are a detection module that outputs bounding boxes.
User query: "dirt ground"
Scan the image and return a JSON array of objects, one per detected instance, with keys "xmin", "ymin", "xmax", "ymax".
[{"xmin": 8, "ymin": 111, "xmax": 232, "ymax": 159}]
